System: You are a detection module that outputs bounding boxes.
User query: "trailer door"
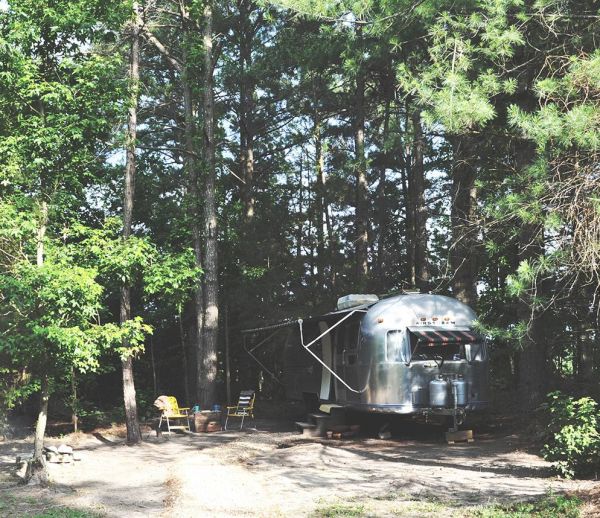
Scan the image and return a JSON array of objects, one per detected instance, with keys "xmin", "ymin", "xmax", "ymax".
[{"xmin": 342, "ymin": 318, "xmax": 362, "ymax": 402}]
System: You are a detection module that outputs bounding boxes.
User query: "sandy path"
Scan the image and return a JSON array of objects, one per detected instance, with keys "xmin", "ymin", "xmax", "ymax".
[{"xmin": 1, "ymin": 421, "xmax": 598, "ymax": 517}]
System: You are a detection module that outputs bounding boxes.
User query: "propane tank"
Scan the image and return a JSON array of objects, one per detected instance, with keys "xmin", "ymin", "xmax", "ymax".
[
  {"xmin": 411, "ymin": 386, "xmax": 427, "ymax": 407},
  {"xmin": 429, "ymin": 376, "xmax": 449, "ymax": 407},
  {"xmin": 451, "ymin": 376, "xmax": 468, "ymax": 407}
]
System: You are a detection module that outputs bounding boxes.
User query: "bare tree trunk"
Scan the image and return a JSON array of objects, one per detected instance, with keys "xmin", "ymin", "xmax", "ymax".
[
  {"xmin": 70, "ymin": 368, "xmax": 78, "ymax": 433},
  {"xmin": 239, "ymin": 0, "xmax": 255, "ymax": 222},
  {"xmin": 354, "ymin": 61, "xmax": 369, "ymax": 289},
  {"xmin": 376, "ymin": 96, "xmax": 391, "ymax": 291},
  {"xmin": 411, "ymin": 110, "xmax": 429, "ymax": 290},
  {"xmin": 225, "ymin": 304, "xmax": 231, "ymax": 405},
  {"xmin": 150, "ymin": 336, "xmax": 157, "ymax": 396},
  {"xmin": 142, "ymin": 19, "xmax": 204, "ymax": 398},
  {"xmin": 199, "ymin": 1, "xmax": 218, "ymax": 408},
  {"xmin": 450, "ymin": 136, "xmax": 478, "ymax": 307},
  {"xmin": 313, "ymin": 106, "xmax": 329, "ymax": 290},
  {"xmin": 29, "ymin": 103, "xmax": 49, "ymax": 482},
  {"xmin": 297, "ymin": 161, "xmax": 303, "ymax": 259},
  {"xmin": 178, "ymin": 309, "xmax": 191, "ymax": 406},
  {"xmin": 183, "ymin": 77, "xmax": 204, "ymax": 402},
  {"xmin": 120, "ymin": 4, "xmax": 142, "ymax": 444},
  {"xmin": 33, "ymin": 374, "xmax": 49, "ymax": 462},
  {"xmin": 33, "ymin": 191, "xmax": 49, "ymax": 469}
]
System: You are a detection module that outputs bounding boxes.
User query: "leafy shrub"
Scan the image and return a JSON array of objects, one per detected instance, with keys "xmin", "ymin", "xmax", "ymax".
[{"xmin": 542, "ymin": 391, "xmax": 600, "ymax": 478}]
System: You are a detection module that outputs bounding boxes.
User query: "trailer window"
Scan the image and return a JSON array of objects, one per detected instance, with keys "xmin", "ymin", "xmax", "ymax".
[
  {"xmin": 408, "ymin": 332, "xmax": 466, "ymax": 361},
  {"xmin": 386, "ymin": 330, "xmax": 409, "ymax": 363}
]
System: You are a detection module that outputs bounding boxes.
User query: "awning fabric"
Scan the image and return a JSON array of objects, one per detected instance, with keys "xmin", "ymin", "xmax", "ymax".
[{"xmin": 409, "ymin": 329, "xmax": 480, "ymax": 345}]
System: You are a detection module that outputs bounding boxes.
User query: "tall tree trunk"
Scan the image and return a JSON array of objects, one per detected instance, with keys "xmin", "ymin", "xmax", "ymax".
[
  {"xmin": 224, "ymin": 304, "xmax": 231, "ymax": 405},
  {"xmin": 376, "ymin": 97, "xmax": 391, "ymax": 291},
  {"xmin": 199, "ymin": 1, "xmax": 218, "ymax": 408},
  {"xmin": 239, "ymin": 0, "xmax": 255, "ymax": 222},
  {"xmin": 399, "ymin": 109, "xmax": 414, "ymax": 286},
  {"xmin": 183, "ymin": 73, "xmax": 204, "ymax": 401},
  {"xmin": 33, "ymin": 373, "xmax": 49, "ymax": 465},
  {"xmin": 450, "ymin": 136, "xmax": 478, "ymax": 307},
  {"xmin": 411, "ymin": 110, "xmax": 429, "ymax": 290},
  {"xmin": 354, "ymin": 61, "xmax": 369, "ymax": 289},
  {"xmin": 120, "ymin": 4, "xmax": 142, "ymax": 444},
  {"xmin": 178, "ymin": 308, "xmax": 191, "ymax": 406},
  {"xmin": 297, "ymin": 160, "xmax": 303, "ymax": 260},
  {"xmin": 142, "ymin": 15, "xmax": 205, "ymax": 398},
  {"xmin": 313, "ymin": 106, "xmax": 329, "ymax": 290},
  {"xmin": 70, "ymin": 368, "xmax": 78, "ymax": 433},
  {"xmin": 32, "ymin": 200, "xmax": 49, "ymax": 464}
]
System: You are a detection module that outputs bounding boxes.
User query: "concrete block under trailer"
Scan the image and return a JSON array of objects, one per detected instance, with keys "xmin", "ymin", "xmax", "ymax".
[{"xmin": 242, "ymin": 294, "xmax": 489, "ymax": 420}]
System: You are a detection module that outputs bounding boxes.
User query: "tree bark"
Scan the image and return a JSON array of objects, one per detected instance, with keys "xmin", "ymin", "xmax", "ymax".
[
  {"xmin": 376, "ymin": 96, "xmax": 391, "ymax": 291},
  {"xmin": 178, "ymin": 308, "xmax": 191, "ymax": 406},
  {"xmin": 199, "ymin": 1, "xmax": 218, "ymax": 408},
  {"xmin": 142, "ymin": 19, "xmax": 205, "ymax": 400},
  {"xmin": 183, "ymin": 74, "xmax": 204, "ymax": 402},
  {"xmin": 411, "ymin": 110, "xmax": 429, "ymax": 290},
  {"xmin": 120, "ymin": 3, "xmax": 142, "ymax": 444},
  {"xmin": 33, "ymin": 372, "xmax": 49, "ymax": 461},
  {"xmin": 70, "ymin": 368, "xmax": 78, "ymax": 433},
  {"xmin": 313, "ymin": 106, "xmax": 329, "ymax": 290},
  {"xmin": 354, "ymin": 60, "xmax": 369, "ymax": 290},
  {"xmin": 450, "ymin": 136, "xmax": 478, "ymax": 307},
  {"xmin": 238, "ymin": 0, "xmax": 255, "ymax": 223},
  {"xmin": 224, "ymin": 304, "xmax": 231, "ymax": 405}
]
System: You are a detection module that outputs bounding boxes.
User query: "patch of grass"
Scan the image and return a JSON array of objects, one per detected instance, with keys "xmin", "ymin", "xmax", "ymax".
[
  {"xmin": 30, "ymin": 510, "xmax": 99, "ymax": 518},
  {"xmin": 400, "ymin": 500, "xmax": 446, "ymax": 513},
  {"xmin": 0, "ymin": 493, "xmax": 102, "ymax": 518},
  {"xmin": 314, "ymin": 503, "xmax": 366, "ymax": 517},
  {"xmin": 471, "ymin": 494, "xmax": 581, "ymax": 518}
]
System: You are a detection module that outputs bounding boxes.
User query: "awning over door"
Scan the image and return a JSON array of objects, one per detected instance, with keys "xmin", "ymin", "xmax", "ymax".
[{"xmin": 408, "ymin": 328, "xmax": 481, "ymax": 345}]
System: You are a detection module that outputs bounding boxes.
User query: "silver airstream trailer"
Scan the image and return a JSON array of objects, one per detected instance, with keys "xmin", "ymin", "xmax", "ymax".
[{"xmin": 243, "ymin": 293, "xmax": 489, "ymax": 420}]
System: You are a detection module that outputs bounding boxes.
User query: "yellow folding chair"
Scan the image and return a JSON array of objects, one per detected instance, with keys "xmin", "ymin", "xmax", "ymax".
[
  {"xmin": 155, "ymin": 396, "xmax": 190, "ymax": 434},
  {"xmin": 225, "ymin": 390, "xmax": 255, "ymax": 430}
]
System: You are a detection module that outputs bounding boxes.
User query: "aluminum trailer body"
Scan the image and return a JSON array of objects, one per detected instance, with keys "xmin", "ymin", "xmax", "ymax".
[{"xmin": 276, "ymin": 294, "xmax": 489, "ymax": 415}]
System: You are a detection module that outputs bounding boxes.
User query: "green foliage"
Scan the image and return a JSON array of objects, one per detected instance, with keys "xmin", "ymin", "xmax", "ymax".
[
  {"xmin": 542, "ymin": 391, "xmax": 600, "ymax": 478},
  {"xmin": 144, "ymin": 248, "xmax": 201, "ymax": 310},
  {"xmin": 0, "ymin": 252, "xmax": 152, "ymax": 375},
  {"xmin": 69, "ymin": 219, "xmax": 156, "ymax": 286},
  {"xmin": 399, "ymin": 0, "xmax": 525, "ymax": 132}
]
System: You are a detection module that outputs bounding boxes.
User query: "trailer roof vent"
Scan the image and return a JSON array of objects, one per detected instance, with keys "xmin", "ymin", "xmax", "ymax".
[{"xmin": 337, "ymin": 294, "xmax": 379, "ymax": 310}]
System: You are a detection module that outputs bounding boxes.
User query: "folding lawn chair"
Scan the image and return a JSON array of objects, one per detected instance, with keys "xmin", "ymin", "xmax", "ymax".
[
  {"xmin": 225, "ymin": 390, "xmax": 255, "ymax": 430},
  {"xmin": 154, "ymin": 395, "xmax": 190, "ymax": 434}
]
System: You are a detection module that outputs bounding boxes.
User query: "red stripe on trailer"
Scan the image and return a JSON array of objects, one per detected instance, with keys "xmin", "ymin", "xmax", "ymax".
[
  {"xmin": 447, "ymin": 330, "xmax": 465, "ymax": 342},
  {"xmin": 432, "ymin": 330, "xmax": 450, "ymax": 343}
]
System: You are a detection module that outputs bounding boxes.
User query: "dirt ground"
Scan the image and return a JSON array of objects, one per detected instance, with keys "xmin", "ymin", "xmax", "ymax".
[{"xmin": 1, "ymin": 418, "xmax": 599, "ymax": 517}]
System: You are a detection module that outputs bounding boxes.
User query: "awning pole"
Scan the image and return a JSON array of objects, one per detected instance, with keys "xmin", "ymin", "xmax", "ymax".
[{"xmin": 243, "ymin": 329, "xmax": 286, "ymax": 382}]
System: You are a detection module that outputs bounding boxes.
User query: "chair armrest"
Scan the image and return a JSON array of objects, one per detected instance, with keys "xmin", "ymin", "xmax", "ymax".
[
  {"xmin": 178, "ymin": 407, "xmax": 190, "ymax": 411},
  {"xmin": 226, "ymin": 406, "xmax": 238, "ymax": 410}
]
